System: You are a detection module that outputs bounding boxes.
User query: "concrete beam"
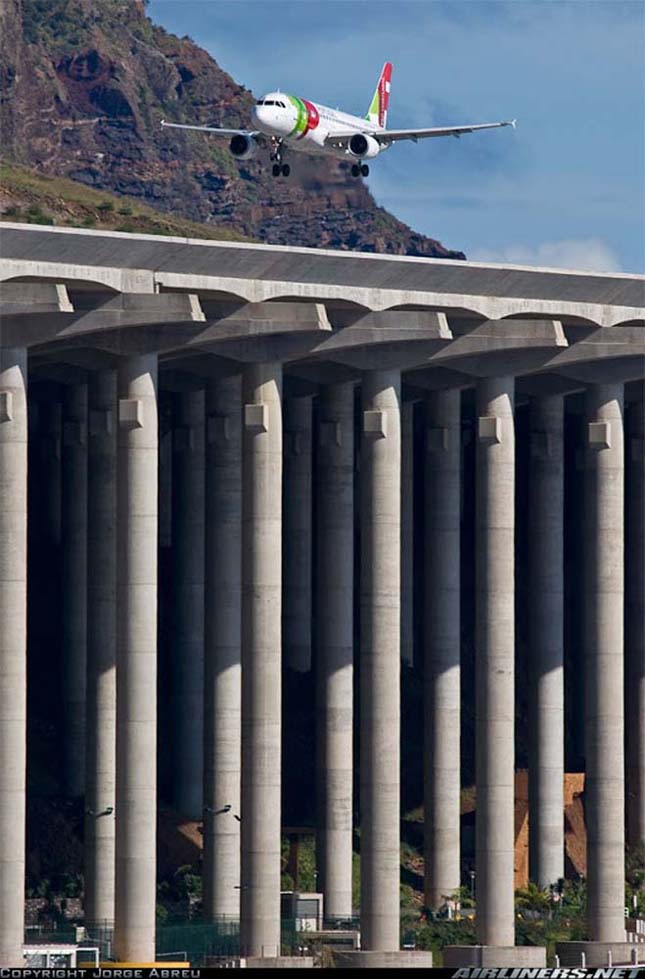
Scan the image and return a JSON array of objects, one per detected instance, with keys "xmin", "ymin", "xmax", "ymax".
[
  {"xmin": 427, "ymin": 319, "xmax": 567, "ymax": 377},
  {"xmin": 3, "ymin": 224, "xmax": 644, "ymax": 326}
]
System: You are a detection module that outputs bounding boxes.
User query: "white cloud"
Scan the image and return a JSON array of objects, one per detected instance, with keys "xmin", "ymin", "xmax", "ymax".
[{"xmin": 468, "ymin": 238, "xmax": 623, "ymax": 273}]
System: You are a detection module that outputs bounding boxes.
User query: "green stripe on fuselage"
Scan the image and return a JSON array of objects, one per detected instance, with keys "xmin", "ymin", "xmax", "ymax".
[{"xmin": 288, "ymin": 94, "xmax": 307, "ymax": 138}]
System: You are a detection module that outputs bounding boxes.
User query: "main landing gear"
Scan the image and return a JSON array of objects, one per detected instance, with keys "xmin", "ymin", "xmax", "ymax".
[
  {"xmin": 270, "ymin": 140, "xmax": 290, "ymax": 177},
  {"xmin": 351, "ymin": 163, "xmax": 369, "ymax": 177}
]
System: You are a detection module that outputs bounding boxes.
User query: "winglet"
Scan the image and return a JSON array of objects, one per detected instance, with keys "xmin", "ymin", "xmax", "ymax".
[
  {"xmin": 160, "ymin": 119, "xmax": 166, "ymax": 127},
  {"xmin": 510, "ymin": 118, "xmax": 517, "ymax": 128}
]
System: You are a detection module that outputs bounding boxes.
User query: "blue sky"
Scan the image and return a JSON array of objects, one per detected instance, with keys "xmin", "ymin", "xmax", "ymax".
[{"xmin": 148, "ymin": 0, "xmax": 645, "ymax": 273}]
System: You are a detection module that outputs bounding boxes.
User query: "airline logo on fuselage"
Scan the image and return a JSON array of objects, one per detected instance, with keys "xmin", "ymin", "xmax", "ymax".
[{"xmin": 288, "ymin": 95, "xmax": 320, "ymax": 138}]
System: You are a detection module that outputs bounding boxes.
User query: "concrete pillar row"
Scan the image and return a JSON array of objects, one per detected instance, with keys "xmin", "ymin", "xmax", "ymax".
[
  {"xmin": 203, "ymin": 375, "xmax": 242, "ymax": 921},
  {"xmin": 626, "ymin": 394, "xmax": 645, "ymax": 845},
  {"xmin": 0, "ymin": 347, "xmax": 28, "ymax": 966},
  {"xmin": 114, "ymin": 354, "xmax": 159, "ymax": 963},
  {"xmin": 528, "ymin": 395, "xmax": 565, "ymax": 888},
  {"xmin": 475, "ymin": 376, "xmax": 515, "ymax": 948},
  {"xmin": 171, "ymin": 389, "xmax": 206, "ymax": 819},
  {"xmin": 84, "ymin": 370, "xmax": 117, "ymax": 926},
  {"xmin": 360, "ymin": 369, "xmax": 401, "ymax": 952},
  {"xmin": 283, "ymin": 396, "xmax": 313, "ymax": 673},
  {"xmin": 401, "ymin": 401, "xmax": 415, "ymax": 667},
  {"xmin": 61, "ymin": 382, "xmax": 88, "ymax": 798},
  {"xmin": 424, "ymin": 388, "xmax": 461, "ymax": 909},
  {"xmin": 316, "ymin": 382, "xmax": 355, "ymax": 921},
  {"xmin": 240, "ymin": 363, "xmax": 283, "ymax": 958},
  {"xmin": 584, "ymin": 383, "xmax": 625, "ymax": 943}
]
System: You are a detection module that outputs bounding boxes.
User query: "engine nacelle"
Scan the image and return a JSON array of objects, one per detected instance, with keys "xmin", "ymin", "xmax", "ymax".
[
  {"xmin": 348, "ymin": 133, "xmax": 381, "ymax": 160},
  {"xmin": 229, "ymin": 133, "xmax": 258, "ymax": 160}
]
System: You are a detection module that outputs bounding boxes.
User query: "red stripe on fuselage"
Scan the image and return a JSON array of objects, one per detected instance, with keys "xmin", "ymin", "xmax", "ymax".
[{"xmin": 302, "ymin": 98, "xmax": 319, "ymax": 137}]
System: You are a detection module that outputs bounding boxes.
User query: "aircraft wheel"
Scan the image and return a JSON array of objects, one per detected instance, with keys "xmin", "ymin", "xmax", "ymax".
[
  {"xmin": 351, "ymin": 164, "xmax": 360, "ymax": 177},
  {"xmin": 272, "ymin": 163, "xmax": 281, "ymax": 177},
  {"xmin": 361, "ymin": 164, "xmax": 369, "ymax": 177},
  {"xmin": 281, "ymin": 164, "xmax": 291, "ymax": 177}
]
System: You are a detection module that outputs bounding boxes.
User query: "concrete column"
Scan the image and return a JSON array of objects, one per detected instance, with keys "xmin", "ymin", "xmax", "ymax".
[
  {"xmin": 240, "ymin": 362, "xmax": 283, "ymax": 958},
  {"xmin": 584, "ymin": 384, "xmax": 625, "ymax": 943},
  {"xmin": 401, "ymin": 401, "xmax": 414, "ymax": 668},
  {"xmin": 203, "ymin": 375, "xmax": 242, "ymax": 921},
  {"xmin": 0, "ymin": 348, "xmax": 27, "ymax": 966},
  {"xmin": 171, "ymin": 389, "xmax": 205, "ymax": 818},
  {"xmin": 114, "ymin": 354, "xmax": 158, "ymax": 963},
  {"xmin": 626, "ymin": 394, "xmax": 645, "ymax": 845},
  {"xmin": 61, "ymin": 382, "xmax": 88, "ymax": 797},
  {"xmin": 316, "ymin": 382, "xmax": 355, "ymax": 920},
  {"xmin": 283, "ymin": 396, "xmax": 312, "ymax": 673},
  {"xmin": 360, "ymin": 369, "xmax": 401, "ymax": 951},
  {"xmin": 84, "ymin": 370, "xmax": 117, "ymax": 926},
  {"xmin": 424, "ymin": 389, "xmax": 461, "ymax": 909},
  {"xmin": 528, "ymin": 396, "xmax": 564, "ymax": 888},
  {"xmin": 475, "ymin": 376, "xmax": 515, "ymax": 948}
]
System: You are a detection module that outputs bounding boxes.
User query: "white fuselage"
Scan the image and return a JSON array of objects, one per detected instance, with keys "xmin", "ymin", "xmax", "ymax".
[{"xmin": 251, "ymin": 92, "xmax": 386, "ymax": 158}]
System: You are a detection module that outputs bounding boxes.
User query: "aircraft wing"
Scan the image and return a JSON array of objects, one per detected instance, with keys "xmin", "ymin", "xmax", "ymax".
[
  {"xmin": 325, "ymin": 120, "xmax": 516, "ymax": 145},
  {"xmin": 160, "ymin": 120, "xmax": 263, "ymax": 138}
]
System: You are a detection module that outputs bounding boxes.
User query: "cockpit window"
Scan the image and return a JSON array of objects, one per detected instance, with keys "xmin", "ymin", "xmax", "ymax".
[{"xmin": 256, "ymin": 99, "xmax": 287, "ymax": 108}]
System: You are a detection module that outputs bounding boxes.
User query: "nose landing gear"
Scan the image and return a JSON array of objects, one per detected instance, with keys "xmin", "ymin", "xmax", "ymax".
[
  {"xmin": 270, "ymin": 139, "xmax": 290, "ymax": 177},
  {"xmin": 351, "ymin": 163, "xmax": 370, "ymax": 177}
]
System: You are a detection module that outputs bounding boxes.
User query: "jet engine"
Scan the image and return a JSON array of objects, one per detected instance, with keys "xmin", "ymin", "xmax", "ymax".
[
  {"xmin": 348, "ymin": 133, "xmax": 381, "ymax": 159},
  {"xmin": 229, "ymin": 134, "xmax": 258, "ymax": 160}
]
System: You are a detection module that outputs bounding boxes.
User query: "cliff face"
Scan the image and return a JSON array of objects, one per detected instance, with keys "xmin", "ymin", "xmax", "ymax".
[{"xmin": 0, "ymin": 0, "xmax": 465, "ymax": 258}]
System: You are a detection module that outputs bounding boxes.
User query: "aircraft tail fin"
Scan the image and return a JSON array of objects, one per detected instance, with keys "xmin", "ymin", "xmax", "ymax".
[{"xmin": 366, "ymin": 61, "xmax": 392, "ymax": 129}]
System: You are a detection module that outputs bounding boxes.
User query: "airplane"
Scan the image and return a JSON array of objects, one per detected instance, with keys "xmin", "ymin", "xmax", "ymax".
[{"xmin": 160, "ymin": 62, "xmax": 516, "ymax": 179}]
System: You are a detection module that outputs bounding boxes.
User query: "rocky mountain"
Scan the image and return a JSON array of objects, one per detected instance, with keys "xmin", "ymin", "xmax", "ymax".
[{"xmin": 0, "ymin": 0, "xmax": 465, "ymax": 258}]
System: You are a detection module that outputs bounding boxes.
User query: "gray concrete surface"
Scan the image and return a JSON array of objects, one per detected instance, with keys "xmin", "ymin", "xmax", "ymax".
[
  {"xmin": 240, "ymin": 362, "xmax": 283, "ymax": 959},
  {"xmin": 283, "ymin": 396, "xmax": 313, "ymax": 673},
  {"xmin": 61, "ymin": 382, "xmax": 88, "ymax": 798},
  {"xmin": 475, "ymin": 376, "xmax": 516, "ymax": 948},
  {"xmin": 0, "ymin": 347, "xmax": 27, "ymax": 967},
  {"xmin": 626, "ymin": 391, "xmax": 645, "ymax": 845},
  {"xmin": 114, "ymin": 354, "xmax": 159, "ymax": 963},
  {"xmin": 333, "ymin": 950, "xmax": 435, "ymax": 968},
  {"xmin": 84, "ymin": 369, "xmax": 117, "ymax": 926},
  {"xmin": 584, "ymin": 383, "xmax": 625, "ymax": 943},
  {"xmin": 360, "ymin": 369, "xmax": 401, "ymax": 952},
  {"xmin": 401, "ymin": 401, "xmax": 415, "ymax": 667},
  {"xmin": 444, "ymin": 945, "xmax": 547, "ymax": 967},
  {"xmin": 203, "ymin": 375, "xmax": 242, "ymax": 921},
  {"xmin": 316, "ymin": 382, "xmax": 355, "ymax": 920},
  {"xmin": 2, "ymin": 224, "xmax": 644, "ymax": 326},
  {"xmin": 171, "ymin": 389, "xmax": 205, "ymax": 819},
  {"xmin": 528, "ymin": 395, "xmax": 565, "ymax": 888},
  {"xmin": 556, "ymin": 942, "xmax": 637, "ymax": 967},
  {"xmin": 424, "ymin": 388, "xmax": 461, "ymax": 908}
]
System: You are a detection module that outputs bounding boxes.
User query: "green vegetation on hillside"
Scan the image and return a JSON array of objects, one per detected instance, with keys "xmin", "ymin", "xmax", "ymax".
[{"xmin": 0, "ymin": 162, "xmax": 249, "ymax": 241}]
